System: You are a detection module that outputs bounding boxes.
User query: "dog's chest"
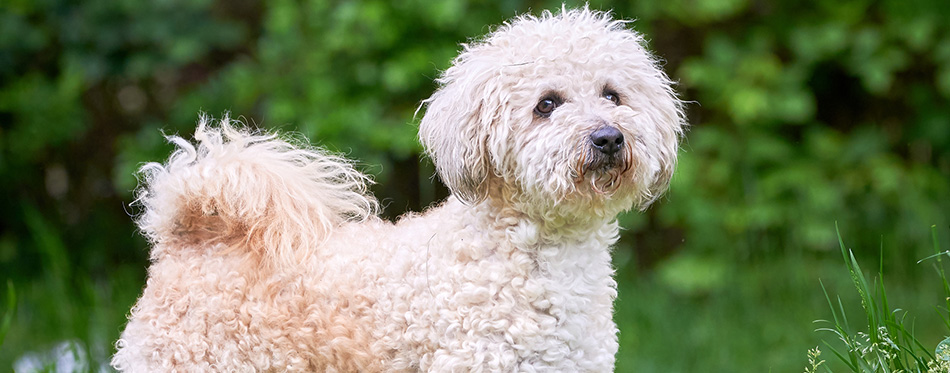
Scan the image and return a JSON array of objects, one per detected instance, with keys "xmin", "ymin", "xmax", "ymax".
[
  {"xmin": 376, "ymin": 235, "xmax": 619, "ymax": 371},
  {"xmin": 518, "ymin": 242, "xmax": 620, "ymax": 367}
]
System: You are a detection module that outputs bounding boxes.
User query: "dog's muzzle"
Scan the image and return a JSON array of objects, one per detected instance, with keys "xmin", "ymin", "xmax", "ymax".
[
  {"xmin": 587, "ymin": 126, "xmax": 627, "ymax": 171},
  {"xmin": 589, "ymin": 126, "xmax": 624, "ymax": 156},
  {"xmin": 576, "ymin": 125, "xmax": 632, "ymax": 193}
]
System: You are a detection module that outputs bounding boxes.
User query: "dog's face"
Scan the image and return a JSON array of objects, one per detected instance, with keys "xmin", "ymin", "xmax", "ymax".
[{"xmin": 420, "ymin": 8, "xmax": 684, "ymax": 219}]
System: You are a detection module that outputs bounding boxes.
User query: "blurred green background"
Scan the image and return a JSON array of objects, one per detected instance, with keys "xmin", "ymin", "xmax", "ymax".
[{"xmin": 1, "ymin": 0, "xmax": 949, "ymax": 371}]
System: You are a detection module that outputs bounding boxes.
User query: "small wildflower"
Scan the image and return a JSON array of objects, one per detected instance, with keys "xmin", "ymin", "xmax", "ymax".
[
  {"xmin": 804, "ymin": 346, "xmax": 825, "ymax": 373},
  {"xmin": 938, "ymin": 337, "xmax": 950, "ymax": 362},
  {"xmin": 878, "ymin": 326, "xmax": 899, "ymax": 352},
  {"xmin": 928, "ymin": 358, "xmax": 950, "ymax": 373},
  {"xmin": 928, "ymin": 337, "xmax": 950, "ymax": 373}
]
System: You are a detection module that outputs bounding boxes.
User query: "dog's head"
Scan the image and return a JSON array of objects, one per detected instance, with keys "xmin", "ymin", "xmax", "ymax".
[{"xmin": 420, "ymin": 7, "xmax": 684, "ymax": 219}]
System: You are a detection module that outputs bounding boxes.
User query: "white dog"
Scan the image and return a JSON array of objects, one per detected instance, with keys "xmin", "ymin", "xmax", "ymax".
[{"xmin": 112, "ymin": 7, "xmax": 684, "ymax": 372}]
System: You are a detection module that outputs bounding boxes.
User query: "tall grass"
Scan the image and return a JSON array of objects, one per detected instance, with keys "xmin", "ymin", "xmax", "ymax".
[
  {"xmin": 0, "ymin": 280, "xmax": 14, "ymax": 347},
  {"xmin": 812, "ymin": 225, "xmax": 950, "ymax": 372}
]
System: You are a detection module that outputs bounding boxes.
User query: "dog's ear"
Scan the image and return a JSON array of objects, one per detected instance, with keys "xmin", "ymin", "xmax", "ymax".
[
  {"xmin": 419, "ymin": 54, "xmax": 507, "ymax": 205},
  {"xmin": 636, "ymin": 77, "xmax": 686, "ymax": 211}
]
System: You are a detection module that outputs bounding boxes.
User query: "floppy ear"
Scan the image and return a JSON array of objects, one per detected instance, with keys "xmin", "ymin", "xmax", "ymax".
[
  {"xmin": 636, "ymin": 68, "xmax": 686, "ymax": 211},
  {"xmin": 419, "ymin": 51, "xmax": 507, "ymax": 204}
]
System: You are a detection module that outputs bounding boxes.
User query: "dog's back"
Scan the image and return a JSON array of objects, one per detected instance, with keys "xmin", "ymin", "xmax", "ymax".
[{"xmin": 112, "ymin": 117, "xmax": 383, "ymax": 371}]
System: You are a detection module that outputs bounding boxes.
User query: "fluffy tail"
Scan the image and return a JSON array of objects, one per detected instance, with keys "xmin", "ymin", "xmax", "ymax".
[{"xmin": 135, "ymin": 115, "xmax": 378, "ymax": 267}]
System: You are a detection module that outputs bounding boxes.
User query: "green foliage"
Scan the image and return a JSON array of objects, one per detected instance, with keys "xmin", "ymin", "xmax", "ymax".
[
  {"xmin": 0, "ymin": 0, "xmax": 948, "ymax": 371},
  {"xmin": 654, "ymin": 0, "xmax": 950, "ymax": 266},
  {"xmin": 814, "ymin": 226, "xmax": 950, "ymax": 372}
]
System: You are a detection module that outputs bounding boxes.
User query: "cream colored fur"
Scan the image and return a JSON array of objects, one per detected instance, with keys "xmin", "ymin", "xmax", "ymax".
[{"xmin": 113, "ymin": 7, "xmax": 684, "ymax": 372}]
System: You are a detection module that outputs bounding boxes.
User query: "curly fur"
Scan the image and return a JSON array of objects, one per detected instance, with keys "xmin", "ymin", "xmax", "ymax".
[{"xmin": 113, "ymin": 7, "xmax": 685, "ymax": 372}]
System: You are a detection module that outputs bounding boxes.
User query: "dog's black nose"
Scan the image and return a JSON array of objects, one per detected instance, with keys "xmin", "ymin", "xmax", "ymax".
[{"xmin": 590, "ymin": 126, "xmax": 624, "ymax": 155}]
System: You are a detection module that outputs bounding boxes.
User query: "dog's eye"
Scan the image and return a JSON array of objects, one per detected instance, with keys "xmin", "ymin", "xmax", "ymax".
[
  {"xmin": 604, "ymin": 90, "xmax": 621, "ymax": 105},
  {"xmin": 535, "ymin": 98, "xmax": 559, "ymax": 116}
]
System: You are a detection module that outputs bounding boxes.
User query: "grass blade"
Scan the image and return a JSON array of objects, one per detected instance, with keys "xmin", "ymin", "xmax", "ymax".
[
  {"xmin": 916, "ymin": 250, "xmax": 949, "ymax": 264},
  {"xmin": 820, "ymin": 280, "xmax": 844, "ymax": 330},
  {"xmin": 933, "ymin": 225, "xmax": 950, "ymax": 314},
  {"xmin": 0, "ymin": 279, "xmax": 15, "ymax": 347},
  {"xmin": 837, "ymin": 223, "xmax": 879, "ymax": 342},
  {"xmin": 822, "ymin": 340, "xmax": 858, "ymax": 372}
]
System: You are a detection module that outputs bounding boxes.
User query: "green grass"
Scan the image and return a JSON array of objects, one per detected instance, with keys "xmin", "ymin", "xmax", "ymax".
[
  {"xmin": 0, "ymin": 280, "xmax": 14, "ymax": 348},
  {"xmin": 612, "ymin": 225, "xmax": 949, "ymax": 372},
  {"xmin": 613, "ymin": 252, "xmax": 858, "ymax": 371},
  {"xmin": 810, "ymin": 225, "xmax": 950, "ymax": 372}
]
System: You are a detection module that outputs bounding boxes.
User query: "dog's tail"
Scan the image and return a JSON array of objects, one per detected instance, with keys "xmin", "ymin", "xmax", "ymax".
[{"xmin": 134, "ymin": 114, "xmax": 378, "ymax": 268}]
